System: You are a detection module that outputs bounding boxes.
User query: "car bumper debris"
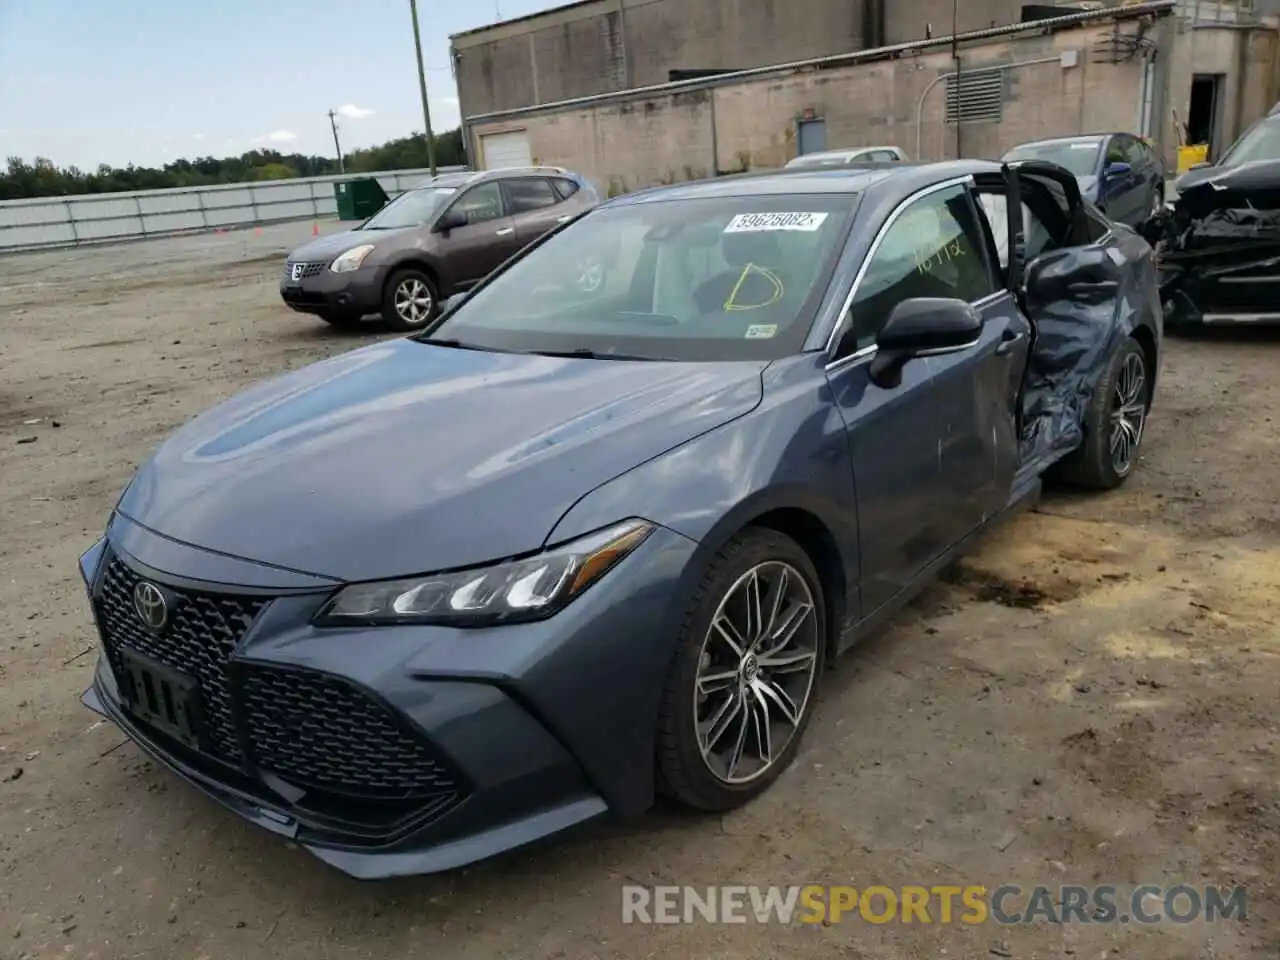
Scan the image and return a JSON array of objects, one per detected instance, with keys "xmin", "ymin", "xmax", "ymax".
[{"xmin": 1143, "ymin": 160, "xmax": 1280, "ymax": 328}]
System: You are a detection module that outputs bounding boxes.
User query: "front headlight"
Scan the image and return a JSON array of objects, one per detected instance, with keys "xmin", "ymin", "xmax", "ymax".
[
  {"xmin": 330, "ymin": 244, "xmax": 376, "ymax": 273},
  {"xmin": 314, "ymin": 519, "xmax": 655, "ymax": 627}
]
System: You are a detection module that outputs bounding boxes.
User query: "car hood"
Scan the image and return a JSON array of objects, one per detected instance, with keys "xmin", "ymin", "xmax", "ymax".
[
  {"xmin": 116, "ymin": 339, "xmax": 765, "ymax": 582},
  {"xmin": 288, "ymin": 228, "xmax": 412, "ymax": 262},
  {"xmin": 1174, "ymin": 160, "xmax": 1280, "ymax": 216}
]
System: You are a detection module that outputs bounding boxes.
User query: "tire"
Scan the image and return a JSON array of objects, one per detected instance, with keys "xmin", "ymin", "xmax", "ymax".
[
  {"xmin": 381, "ymin": 268, "xmax": 439, "ymax": 332},
  {"xmin": 317, "ymin": 310, "xmax": 362, "ymax": 328},
  {"xmin": 656, "ymin": 527, "xmax": 827, "ymax": 811},
  {"xmin": 1055, "ymin": 336, "xmax": 1151, "ymax": 490}
]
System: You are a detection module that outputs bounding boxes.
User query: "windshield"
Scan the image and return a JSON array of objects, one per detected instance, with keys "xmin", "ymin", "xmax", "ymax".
[
  {"xmin": 1002, "ymin": 139, "xmax": 1103, "ymax": 178},
  {"xmin": 360, "ymin": 187, "xmax": 456, "ymax": 230},
  {"xmin": 1218, "ymin": 119, "xmax": 1280, "ymax": 167},
  {"xmin": 423, "ymin": 194, "xmax": 857, "ymax": 361}
]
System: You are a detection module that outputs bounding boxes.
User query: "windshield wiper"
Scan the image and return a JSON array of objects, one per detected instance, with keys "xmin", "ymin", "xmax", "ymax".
[
  {"xmin": 422, "ymin": 338, "xmax": 500, "ymax": 352},
  {"xmin": 526, "ymin": 348, "xmax": 672, "ymax": 362}
]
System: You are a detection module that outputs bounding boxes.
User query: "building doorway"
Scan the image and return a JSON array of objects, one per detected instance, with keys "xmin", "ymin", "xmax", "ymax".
[
  {"xmin": 797, "ymin": 118, "xmax": 826, "ymax": 156},
  {"xmin": 1187, "ymin": 74, "xmax": 1224, "ymax": 159}
]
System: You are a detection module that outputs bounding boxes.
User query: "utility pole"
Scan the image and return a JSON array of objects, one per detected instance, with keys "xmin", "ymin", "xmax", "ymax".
[
  {"xmin": 327, "ymin": 109, "xmax": 345, "ymax": 174},
  {"xmin": 409, "ymin": 0, "xmax": 438, "ymax": 176}
]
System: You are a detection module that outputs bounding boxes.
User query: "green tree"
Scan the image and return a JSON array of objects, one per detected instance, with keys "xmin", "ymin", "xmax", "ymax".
[{"xmin": 0, "ymin": 128, "xmax": 467, "ymax": 201}]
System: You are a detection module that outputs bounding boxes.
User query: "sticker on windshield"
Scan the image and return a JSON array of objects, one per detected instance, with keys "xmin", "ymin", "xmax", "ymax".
[
  {"xmin": 745, "ymin": 324, "xmax": 778, "ymax": 339},
  {"xmin": 724, "ymin": 212, "xmax": 829, "ymax": 233}
]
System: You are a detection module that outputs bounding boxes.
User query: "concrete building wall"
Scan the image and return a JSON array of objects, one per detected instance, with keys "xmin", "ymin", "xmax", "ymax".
[
  {"xmin": 1161, "ymin": 18, "xmax": 1280, "ymax": 158},
  {"xmin": 453, "ymin": 0, "xmax": 1048, "ymax": 116},
  {"xmin": 469, "ymin": 20, "xmax": 1155, "ymax": 194}
]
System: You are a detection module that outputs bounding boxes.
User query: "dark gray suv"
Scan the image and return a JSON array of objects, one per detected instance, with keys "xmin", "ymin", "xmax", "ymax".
[{"xmin": 280, "ymin": 167, "xmax": 600, "ymax": 330}]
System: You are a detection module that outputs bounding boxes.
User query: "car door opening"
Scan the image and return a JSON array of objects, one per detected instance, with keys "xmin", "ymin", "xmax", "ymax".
[{"xmin": 978, "ymin": 162, "xmax": 1160, "ymax": 484}]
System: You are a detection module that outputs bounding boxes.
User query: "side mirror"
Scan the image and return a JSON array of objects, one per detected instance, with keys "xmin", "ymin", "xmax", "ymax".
[
  {"xmin": 868, "ymin": 298, "xmax": 982, "ymax": 389},
  {"xmin": 1104, "ymin": 160, "xmax": 1132, "ymax": 178},
  {"xmin": 441, "ymin": 291, "xmax": 470, "ymax": 315},
  {"xmin": 434, "ymin": 209, "xmax": 468, "ymax": 233}
]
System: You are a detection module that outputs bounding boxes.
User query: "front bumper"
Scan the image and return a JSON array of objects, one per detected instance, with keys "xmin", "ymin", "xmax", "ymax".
[
  {"xmin": 78, "ymin": 521, "xmax": 699, "ymax": 879},
  {"xmin": 279, "ymin": 263, "xmax": 386, "ymax": 318}
]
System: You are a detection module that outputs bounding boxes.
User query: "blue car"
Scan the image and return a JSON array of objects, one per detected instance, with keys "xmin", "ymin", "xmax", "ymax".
[
  {"xmin": 1001, "ymin": 133, "xmax": 1167, "ymax": 227},
  {"xmin": 79, "ymin": 160, "xmax": 1161, "ymax": 879}
]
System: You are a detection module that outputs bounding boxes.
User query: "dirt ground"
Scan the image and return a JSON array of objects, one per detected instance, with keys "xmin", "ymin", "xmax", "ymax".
[{"xmin": 2, "ymin": 223, "xmax": 1279, "ymax": 960}]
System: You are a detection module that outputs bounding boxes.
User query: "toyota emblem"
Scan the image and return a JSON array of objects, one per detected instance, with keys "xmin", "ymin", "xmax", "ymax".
[{"xmin": 132, "ymin": 581, "xmax": 169, "ymax": 632}]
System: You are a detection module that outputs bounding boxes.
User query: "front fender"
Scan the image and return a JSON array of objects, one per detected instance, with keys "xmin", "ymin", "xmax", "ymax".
[{"xmin": 548, "ymin": 356, "xmax": 860, "ymax": 618}]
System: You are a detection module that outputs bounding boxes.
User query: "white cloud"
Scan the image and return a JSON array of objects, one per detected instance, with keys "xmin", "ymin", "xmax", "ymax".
[
  {"xmin": 253, "ymin": 129, "xmax": 298, "ymax": 145},
  {"xmin": 336, "ymin": 103, "xmax": 375, "ymax": 120},
  {"xmin": 191, "ymin": 133, "xmax": 205, "ymax": 140}
]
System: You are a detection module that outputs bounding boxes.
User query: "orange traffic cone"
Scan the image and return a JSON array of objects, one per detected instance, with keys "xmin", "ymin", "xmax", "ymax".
[
  {"xmin": 312, "ymin": 222, "xmax": 320, "ymax": 236},
  {"xmin": 254, "ymin": 226, "xmax": 262, "ymax": 237}
]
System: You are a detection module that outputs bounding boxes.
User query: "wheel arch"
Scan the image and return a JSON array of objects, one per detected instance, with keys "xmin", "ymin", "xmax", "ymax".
[
  {"xmin": 383, "ymin": 258, "xmax": 443, "ymax": 300},
  {"xmin": 1129, "ymin": 322, "xmax": 1159, "ymax": 399},
  {"xmin": 684, "ymin": 491, "xmax": 853, "ymax": 665}
]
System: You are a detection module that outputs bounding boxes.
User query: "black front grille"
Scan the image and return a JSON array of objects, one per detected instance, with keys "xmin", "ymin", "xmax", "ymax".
[
  {"xmin": 285, "ymin": 261, "xmax": 325, "ymax": 279},
  {"xmin": 97, "ymin": 557, "xmax": 265, "ymax": 762},
  {"xmin": 240, "ymin": 666, "xmax": 458, "ymax": 799},
  {"xmin": 92, "ymin": 551, "xmax": 467, "ymax": 837}
]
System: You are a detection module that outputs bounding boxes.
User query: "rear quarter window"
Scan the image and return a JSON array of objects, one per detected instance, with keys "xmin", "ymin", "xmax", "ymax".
[{"xmin": 552, "ymin": 178, "xmax": 581, "ymax": 200}]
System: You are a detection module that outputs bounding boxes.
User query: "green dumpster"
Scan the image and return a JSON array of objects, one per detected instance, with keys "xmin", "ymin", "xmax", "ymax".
[{"xmin": 333, "ymin": 177, "xmax": 389, "ymax": 221}]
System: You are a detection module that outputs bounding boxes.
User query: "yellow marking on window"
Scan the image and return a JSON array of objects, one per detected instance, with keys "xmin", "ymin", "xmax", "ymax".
[{"xmin": 723, "ymin": 262, "xmax": 785, "ymax": 312}]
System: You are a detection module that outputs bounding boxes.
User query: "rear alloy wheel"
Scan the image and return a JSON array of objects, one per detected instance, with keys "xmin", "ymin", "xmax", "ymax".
[
  {"xmin": 1056, "ymin": 336, "xmax": 1150, "ymax": 489},
  {"xmin": 657, "ymin": 529, "xmax": 825, "ymax": 811},
  {"xmin": 1110, "ymin": 349, "xmax": 1148, "ymax": 478},
  {"xmin": 382, "ymin": 269, "xmax": 439, "ymax": 332}
]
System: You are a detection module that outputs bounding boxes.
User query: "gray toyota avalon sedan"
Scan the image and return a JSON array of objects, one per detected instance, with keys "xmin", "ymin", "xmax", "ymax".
[{"xmin": 80, "ymin": 159, "xmax": 1160, "ymax": 879}]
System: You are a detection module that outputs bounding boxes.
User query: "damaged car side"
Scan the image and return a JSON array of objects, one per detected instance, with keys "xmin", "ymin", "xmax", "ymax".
[
  {"xmin": 1146, "ymin": 113, "xmax": 1280, "ymax": 329},
  {"xmin": 78, "ymin": 159, "xmax": 1160, "ymax": 878}
]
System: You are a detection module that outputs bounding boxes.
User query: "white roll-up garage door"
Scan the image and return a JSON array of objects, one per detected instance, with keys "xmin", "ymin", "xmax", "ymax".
[{"xmin": 480, "ymin": 130, "xmax": 532, "ymax": 170}]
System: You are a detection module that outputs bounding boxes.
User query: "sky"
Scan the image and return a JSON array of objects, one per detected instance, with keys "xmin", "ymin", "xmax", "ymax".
[{"xmin": 0, "ymin": 0, "xmax": 564, "ymax": 170}]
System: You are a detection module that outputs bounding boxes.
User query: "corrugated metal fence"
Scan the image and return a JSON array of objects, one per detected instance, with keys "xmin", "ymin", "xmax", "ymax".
[{"xmin": 0, "ymin": 165, "xmax": 467, "ymax": 253}]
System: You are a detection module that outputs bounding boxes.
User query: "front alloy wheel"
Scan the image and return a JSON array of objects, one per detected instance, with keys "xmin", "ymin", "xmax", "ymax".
[
  {"xmin": 657, "ymin": 528, "xmax": 826, "ymax": 811},
  {"xmin": 394, "ymin": 278, "xmax": 433, "ymax": 325},
  {"xmin": 695, "ymin": 561, "xmax": 820, "ymax": 784},
  {"xmin": 381, "ymin": 268, "xmax": 439, "ymax": 332}
]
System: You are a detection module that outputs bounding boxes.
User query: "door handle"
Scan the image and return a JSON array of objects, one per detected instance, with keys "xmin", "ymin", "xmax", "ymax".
[
  {"xmin": 495, "ymin": 227, "xmax": 514, "ymax": 236},
  {"xmin": 995, "ymin": 330, "xmax": 1025, "ymax": 356}
]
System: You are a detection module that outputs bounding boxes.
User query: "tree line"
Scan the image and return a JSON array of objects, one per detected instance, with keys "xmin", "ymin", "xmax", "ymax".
[{"xmin": 0, "ymin": 128, "xmax": 466, "ymax": 201}]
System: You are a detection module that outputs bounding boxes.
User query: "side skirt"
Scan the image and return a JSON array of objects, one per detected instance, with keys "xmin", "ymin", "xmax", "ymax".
[{"xmin": 833, "ymin": 475, "xmax": 1042, "ymax": 657}]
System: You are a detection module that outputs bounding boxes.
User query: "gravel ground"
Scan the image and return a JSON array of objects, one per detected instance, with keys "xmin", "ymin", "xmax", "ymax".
[{"xmin": 1, "ymin": 223, "xmax": 1278, "ymax": 960}]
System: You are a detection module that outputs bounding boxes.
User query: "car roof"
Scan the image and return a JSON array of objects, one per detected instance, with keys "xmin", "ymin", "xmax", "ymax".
[
  {"xmin": 791, "ymin": 146, "xmax": 903, "ymax": 160},
  {"xmin": 418, "ymin": 167, "xmax": 583, "ymax": 191},
  {"xmin": 1007, "ymin": 134, "xmax": 1109, "ymax": 149},
  {"xmin": 606, "ymin": 160, "xmax": 1006, "ymax": 206}
]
